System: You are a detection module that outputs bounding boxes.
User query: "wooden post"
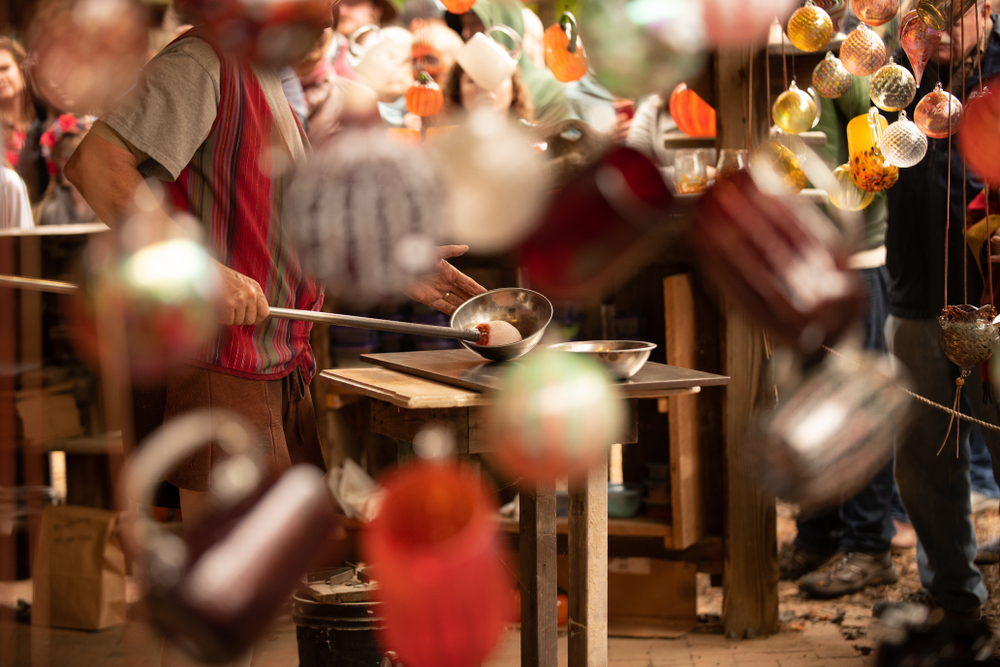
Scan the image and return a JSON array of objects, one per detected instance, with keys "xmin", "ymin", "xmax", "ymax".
[
  {"xmin": 567, "ymin": 457, "xmax": 608, "ymax": 667},
  {"xmin": 715, "ymin": 46, "xmax": 779, "ymax": 639},
  {"xmin": 519, "ymin": 483, "xmax": 558, "ymax": 667}
]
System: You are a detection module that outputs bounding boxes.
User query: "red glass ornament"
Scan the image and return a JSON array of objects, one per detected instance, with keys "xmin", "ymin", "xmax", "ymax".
[
  {"xmin": 669, "ymin": 83, "xmax": 717, "ymax": 138},
  {"xmin": 958, "ymin": 81, "xmax": 1000, "ymax": 187},
  {"xmin": 914, "ymin": 82, "xmax": 963, "ymax": 138},
  {"xmin": 899, "ymin": 10, "xmax": 941, "ymax": 87}
]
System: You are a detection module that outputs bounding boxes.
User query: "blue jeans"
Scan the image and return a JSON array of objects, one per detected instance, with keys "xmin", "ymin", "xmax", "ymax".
[
  {"xmin": 795, "ymin": 266, "xmax": 896, "ymax": 555},
  {"xmin": 886, "ymin": 315, "xmax": 1000, "ymax": 612}
]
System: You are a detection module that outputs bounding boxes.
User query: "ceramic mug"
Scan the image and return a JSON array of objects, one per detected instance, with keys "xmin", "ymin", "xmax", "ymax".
[
  {"xmin": 455, "ymin": 25, "xmax": 522, "ymax": 92},
  {"xmin": 349, "ymin": 24, "xmax": 410, "ymax": 92}
]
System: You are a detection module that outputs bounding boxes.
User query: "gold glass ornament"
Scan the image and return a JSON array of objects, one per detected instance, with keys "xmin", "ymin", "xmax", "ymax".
[
  {"xmin": 827, "ymin": 164, "xmax": 875, "ymax": 210},
  {"xmin": 841, "ymin": 24, "xmax": 887, "ymax": 76},
  {"xmin": 852, "ymin": 0, "xmax": 899, "ymax": 26},
  {"xmin": 813, "ymin": 52, "xmax": 854, "ymax": 99},
  {"xmin": 787, "ymin": 2, "xmax": 835, "ymax": 52},
  {"xmin": 880, "ymin": 110, "xmax": 928, "ymax": 168},
  {"xmin": 869, "ymin": 57, "xmax": 917, "ymax": 112},
  {"xmin": 751, "ymin": 141, "xmax": 809, "ymax": 194},
  {"xmin": 917, "ymin": 0, "xmax": 977, "ymax": 30},
  {"xmin": 915, "ymin": 82, "xmax": 963, "ymax": 138},
  {"xmin": 772, "ymin": 80, "xmax": 818, "ymax": 134},
  {"xmin": 847, "ymin": 108, "xmax": 899, "ymax": 191}
]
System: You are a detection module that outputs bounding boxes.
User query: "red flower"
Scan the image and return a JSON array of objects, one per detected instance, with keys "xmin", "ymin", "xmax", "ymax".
[
  {"xmin": 39, "ymin": 129, "xmax": 57, "ymax": 149},
  {"xmin": 58, "ymin": 114, "xmax": 79, "ymax": 133}
]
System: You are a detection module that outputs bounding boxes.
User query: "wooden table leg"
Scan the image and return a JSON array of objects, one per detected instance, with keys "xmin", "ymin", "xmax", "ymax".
[
  {"xmin": 568, "ymin": 458, "xmax": 608, "ymax": 667},
  {"xmin": 520, "ymin": 482, "xmax": 557, "ymax": 667}
]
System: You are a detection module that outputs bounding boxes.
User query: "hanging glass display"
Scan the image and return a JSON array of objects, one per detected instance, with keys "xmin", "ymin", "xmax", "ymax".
[
  {"xmin": 881, "ymin": 111, "xmax": 928, "ymax": 168},
  {"xmin": 917, "ymin": 0, "xmax": 977, "ymax": 30},
  {"xmin": 899, "ymin": 10, "xmax": 942, "ymax": 87},
  {"xmin": 847, "ymin": 108, "xmax": 899, "ymax": 191},
  {"xmin": 938, "ymin": 304, "xmax": 999, "ymax": 455},
  {"xmin": 751, "ymin": 141, "xmax": 809, "ymax": 194},
  {"xmin": 853, "ymin": 0, "xmax": 899, "ymax": 26},
  {"xmin": 772, "ymin": 80, "xmax": 818, "ymax": 134},
  {"xmin": 786, "ymin": 1, "xmax": 835, "ymax": 52},
  {"xmin": 841, "ymin": 24, "xmax": 887, "ymax": 76},
  {"xmin": 813, "ymin": 52, "xmax": 854, "ymax": 99},
  {"xmin": 869, "ymin": 58, "xmax": 917, "ymax": 112},
  {"xmin": 915, "ymin": 82, "xmax": 963, "ymax": 138},
  {"xmin": 827, "ymin": 164, "xmax": 875, "ymax": 210},
  {"xmin": 958, "ymin": 84, "xmax": 1000, "ymax": 187}
]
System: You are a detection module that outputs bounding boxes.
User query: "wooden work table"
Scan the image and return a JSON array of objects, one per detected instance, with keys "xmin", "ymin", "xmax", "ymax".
[{"xmin": 319, "ymin": 350, "xmax": 728, "ymax": 667}]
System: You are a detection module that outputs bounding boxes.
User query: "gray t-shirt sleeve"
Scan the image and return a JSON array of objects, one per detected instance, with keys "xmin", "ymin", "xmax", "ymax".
[{"xmin": 100, "ymin": 38, "xmax": 221, "ymax": 182}]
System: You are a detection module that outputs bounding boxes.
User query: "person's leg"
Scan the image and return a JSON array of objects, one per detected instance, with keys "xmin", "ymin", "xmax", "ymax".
[
  {"xmin": 783, "ymin": 507, "xmax": 842, "ymax": 580},
  {"xmin": 958, "ymin": 360, "xmax": 1000, "ymax": 564}
]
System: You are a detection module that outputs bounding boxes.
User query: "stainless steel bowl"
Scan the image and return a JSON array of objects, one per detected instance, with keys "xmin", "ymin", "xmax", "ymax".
[
  {"xmin": 450, "ymin": 288, "xmax": 554, "ymax": 362},
  {"xmin": 547, "ymin": 340, "xmax": 657, "ymax": 380}
]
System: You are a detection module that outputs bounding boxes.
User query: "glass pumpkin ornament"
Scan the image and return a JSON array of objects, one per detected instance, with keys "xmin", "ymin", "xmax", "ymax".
[
  {"xmin": 406, "ymin": 71, "xmax": 443, "ymax": 117},
  {"xmin": 841, "ymin": 23, "xmax": 887, "ymax": 76},
  {"xmin": 847, "ymin": 108, "xmax": 899, "ymax": 191},
  {"xmin": 869, "ymin": 58, "xmax": 917, "ymax": 112},
  {"xmin": 827, "ymin": 164, "xmax": 875, "ymax": 210},
  {"xmin": 915, "ymin": 82, "xmax": 964, "ymax": 138},
  {"xmin": 544, "ymin": 12, "xmax": 588, "ymax": 83},
  {"xmin": 880, "ymin": 110, "xmax": 928, "ymax": 168},
  {"xmin": 441, "ymin": 0, "xmax": 477, "ymax": 13},
  {"xmin": 787, "ymin": 2, "xmax": 835, "ymax": 52},
  {"xmin": 772, "ymin": 80, "xmax": 818, "ymax": 134},
  {"xmin": 917, "ymin": 0, "xmax": 977, "ymax": 30},
  {"xmin": 669, "ymin": 82, "xmax": 717, "ymax": 137},
  {"xmin": 813, "ymin": 52, "xmax": 854, "ymax": 99},
  {"xmin": 900, "ymin": 10, "xmax": 941, "ymax": 87},
  {"xmin": 751, "ymin": 141, "xmax": 809, "ymax": 194},
  {"xmin": 958, "ymin": 83, "xmax": 1000, "ymax": 187},
  {"xmin": 853, "ymin": 0, "xmax": 899, "ymax": 26}
]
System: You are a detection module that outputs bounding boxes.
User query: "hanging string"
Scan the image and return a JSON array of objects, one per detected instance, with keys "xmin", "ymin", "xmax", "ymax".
[
  {"xmin": 781, "ymin": 17, "xmax": 789, "ymax": 89},
  {"xmin": 748, "ymin": 47, "xmax": 754, "ymax": 153},
  {"xmin": 975, "ymin": 4, "xmax": 994, "ymax": 306},
  {"xmin": 766, "ymin": 20, "xmax": 774, "ymax": 128},
  {"xmin": 944, "ymin": 50, "xmax": 956, "ymax": 310},
  {"xmin": 962, "ymin": 3, "xmax": 969, "ymax": 305}
]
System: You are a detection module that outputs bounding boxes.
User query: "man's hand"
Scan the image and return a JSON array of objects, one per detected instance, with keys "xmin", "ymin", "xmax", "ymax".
[
  {"xmin": 403, "ymin": 245, "xmax": 488, "ymax": 315},
  {"xmin": 216, "ymin": 262, "xmax": 270, "ymax": 326}
]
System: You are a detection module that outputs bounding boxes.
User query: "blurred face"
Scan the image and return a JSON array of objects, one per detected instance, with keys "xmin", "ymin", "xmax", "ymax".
[
  {"xmin": 0, "ymin": 50, "xmax": 24, "ymax": 104},
  {"xmin": 413, "ymin": 43, "xmax": 445, "ymax": 80},
  {"xmin": 461, "ymin": 12, "xmax": 485, "ymax": 42},
  {"xmin": 381, "ymin": 54, "xmax": 414, "ymax": 101},
  {"xmin": 460, "ymin": 71, "xmax": 513, "ymax": 112},
  {"xmin": 338, "ymin": 0, "xmax": 382, "ymax": 37},
  {"xmin": 933, "ymin": 1, "xmax": 991, "ymax": 64}
]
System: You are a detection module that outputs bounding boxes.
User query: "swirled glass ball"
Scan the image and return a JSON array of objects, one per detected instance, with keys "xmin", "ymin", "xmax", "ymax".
[
  {"xmin": 853, "ymin": 0, "xmax": 899, "ymax": 26},
  {"xmin": 827, "ymin": 164, "xmax": 875, "ymax": 210},
  {"xmin": 914, "ymin": 82, "xmax": 964, "ymax": 138},
  {"xmin": 841, "ymin": 24, "xmax": 887, "ymax": 76},
  {"xmin": 787, "ymin": 4, "xmax": 834, "ymax": 52},
  {"xmin": 813, "ymin": 52, "xmax": 854, "ymax": 99},
  {"xmin": 880, "ymin": 110, "xmax": 928, "ymax": 168},
  {"xmin": 869, "ymin": 58, "xmax": 917, "ymax": 112},
  {"xmin": 772, "ymin": 81, "xmax": 818, "ymax": 134}
]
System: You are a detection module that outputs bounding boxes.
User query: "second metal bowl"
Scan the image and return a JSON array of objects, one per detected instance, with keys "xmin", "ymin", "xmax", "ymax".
[
  {"xmin": 547, "ymin": 340, "xmax": 657, "ymax": 380},
  {"xmin": 450, "ymin": 288, "xmax": 554, "ymax": 362}
]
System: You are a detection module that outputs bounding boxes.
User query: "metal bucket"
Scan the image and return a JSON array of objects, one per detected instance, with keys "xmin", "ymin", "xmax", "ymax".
[{"xmin": 292, "ymin": 592, "xmax": 386, "ymax": 667}]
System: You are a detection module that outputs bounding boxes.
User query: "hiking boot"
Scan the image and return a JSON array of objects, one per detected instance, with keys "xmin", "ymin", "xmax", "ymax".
[
  {"xmin": 779, "ymin": 544, "xmax": 836, "ymax": 581},
  {"xmin": 799, "ymin": 551, "xmax": 898, "ymax": 599}
]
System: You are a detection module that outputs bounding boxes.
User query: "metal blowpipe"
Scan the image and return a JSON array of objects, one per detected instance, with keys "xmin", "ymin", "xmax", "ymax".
[{"xmin": 0, "ymin": 275, "xmax": 482, "ymax": 343}]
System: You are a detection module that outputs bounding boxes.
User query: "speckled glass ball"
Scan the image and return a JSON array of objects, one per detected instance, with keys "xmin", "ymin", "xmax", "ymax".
[
  {"xmin": 869, "ymin": 58, "xmax": 917, "ymax": 112},
  {"xmin": 813, "ymin": 52, "xmax": 854, "ymax": 98},
  {"xmin": 827, "ymin": 164, "xmax": 875, "ymax": 210},
  {"xmin": 787, "ymin": 3, "xmax": 835, "ymax": 52},
  {"xmin": 772, "ymin": 81, "xmax": 818, "ymax": 134},
  {"xmin": 880, "ymin": 110, "xmax": 928, "ymax": 168},
  {"xmin": 852, "ymin": 0, "xmax": 899, "ymax": 26},
  {"xmin": 841, "ymin": 24, "xmax": 887, "ymax": 76},
  {"xmin": 915, "ymin": 82, "xmax": 964, "ymax": 138},
  {"xmin": 751, "ymin": 141, "xmax": 809, "ymax": 194},
  {"xmin": 850, "ymin": 146, "xmax": 899, "ymax": 192}
]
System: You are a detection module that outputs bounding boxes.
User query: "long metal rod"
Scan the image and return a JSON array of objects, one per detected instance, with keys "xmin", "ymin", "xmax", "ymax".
[{"xmin": 0, "ymin": 274, "xmax": 482, "ymax": 343}]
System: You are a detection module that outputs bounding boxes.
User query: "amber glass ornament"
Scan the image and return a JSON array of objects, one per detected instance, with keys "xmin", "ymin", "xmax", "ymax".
[
  {"xmin": 880, "ymin": 110, "xmax": 928, "ymax": 168},
  {"xmin": 813, "ymin": 52, "xmax": 854, "ymax": 99},
  {"xmin": 847, "ymin": 108, "xmax": 898, "ymax": 191},
  {"xmin": 544, "ymin": 12, "xmax": 588, "ymax": 83},
  {"xmin": 853, "ymin": 0, "xmax": 899, "ymax": 25},
  {"xmin": 827, "ymin": 164, "xmax": 875, "ymax": 210},
  {"xmin": 406, "ymin": 71, "xmax": 444, "ymax": 117},
  {"xmin": 958, "ymin": 83, "xmax": 1000, "ymax": 187},
  {"xmin": 772, "ymin": 81, "xmax": 818, "ymax": 134},
  {"xmin": 751, "ymin": 141, "xmax": 809, "ymax": 194},
  {"xmin": 900, "ymin": 10, "xmax": 941, "ymax": 86},
  {"xmin": 669, "ymin": 83, "xmax": 717, "ymax": 138},
  {"xmin": 915, "ymin": 82, "xmax": 963, "ymax": 138},
  {"xmin": 441, "ymin": 0, "xmax": 477, "ymax": 13},
  {"xmin": 869, "ymin": 58, "xmax": 917, "ymax": 112},
  {"xmin": 917, "ymin": 0, "xmax": 976, "ymax": 30},
  {"xmin": 787, "ymin": 2, "xmax": 835, "ymax": 52},
  {"xmin": 841, "ymin": 24, "xmax": 887, "ymax": 76}
]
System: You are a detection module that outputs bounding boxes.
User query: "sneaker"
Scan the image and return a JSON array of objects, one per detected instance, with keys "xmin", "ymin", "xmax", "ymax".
[
  {"xmin": 779, "ymin": 544, "xmax": 836, "ymax": 581},
  {"xmin": 872, "ymin": 591, "xmax": 982, "ymax": 622},
  {"xmin": 975, "ymin": 537, "xmax": 1000, "ymax": 564},
  {"xmin": 799, "ymin": 551, "xmax": 898, "ymax": 599}
]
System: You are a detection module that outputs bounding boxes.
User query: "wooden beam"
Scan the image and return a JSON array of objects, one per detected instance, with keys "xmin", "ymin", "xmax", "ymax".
[
  {"xmin": 520, "ymin": 483, "xmax": 558, "ymax": 667},
  {"xmin": 567, "ymin": 457, "xmax": 608, "ymax": 667}
]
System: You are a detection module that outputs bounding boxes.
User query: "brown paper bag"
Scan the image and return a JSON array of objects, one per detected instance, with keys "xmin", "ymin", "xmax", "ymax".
[{"xmin": 32, "ymin": 505, "xmax": 127, "ymax": 630}]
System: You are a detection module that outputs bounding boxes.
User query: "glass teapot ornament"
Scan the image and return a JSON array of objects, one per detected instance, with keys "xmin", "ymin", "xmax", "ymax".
[
  {"xmin": 917, "ymin": 0, "xmax": 977, "ymax": 30},
  {"xmin": 958, "ymin": 83, "xmax": 1000, "ymax": 187},
  {"xmin": 869, "ymin": 58, "xmax": 917, "ymax": 112},
  {"xmin": 826, "ymin": 164, "xmax": 875, "ymax": 210},
  {"xmin": 841, "ymin": 23, "xmax": 887, "ymax": 76},
  {"xmin": 900, "ymin": 10, "xmax": 942, "ymax": 86},
  {"xmin": 853, "ymin": 0, "xmax": 899, "ymax": 26},
  {"xmin": 772, "ymin": 80, "xmax": 818, "ymax": 134},
  {"xmin": 881, "ymin": 110, "xmax": 928, "ymax": 168},
  {"xmin": 813, "ymin": 52, "xmax": 854, "ymax": 99},
  {"xmin": 847, "ymin": 108, "xmax": 899, "ymax": 191},
  {"xmin": 915, "ymin": 82, "xmax": 963, "ymax": 138},
  {"xmin": 544, "ymin": 12, "xmax": 588, "ymax": 83},
  {"xmin": 786, "ymin": 1, "xmax": 835, "ymax": 52}
]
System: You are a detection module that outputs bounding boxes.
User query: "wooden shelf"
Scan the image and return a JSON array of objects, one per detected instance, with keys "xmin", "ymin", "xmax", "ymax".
[{"xmin": 498, "ymin": 515, "xmax": 674, "ymax": 543}]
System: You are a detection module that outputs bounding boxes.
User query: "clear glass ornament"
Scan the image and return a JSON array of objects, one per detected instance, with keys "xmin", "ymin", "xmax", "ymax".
[
  {"xmin": 813, "ymin": 52, "xmax": 854, "ymax": 99},
  {"xmin": 900, "ymin": 10, "xmax": 941, "ymax": 87},
  {"xmin": 841, "ymin": 24, "xmax": 887, "ymax": 76},
  {"xmin": 915, "ymin": 82, "xmax": 963, "ymax": 138},
  {"xmin": 770, "ymin": 126, "xmax": 808, "ymax": 159},
  {"xmin": 917, "ymin": 0, "xmax": 977, "ymax": 30},
  {"xmin": 869, "ymin": 57, "xmax": 917, "ymax": 112},
  {"xmin": 853, "ymin": 0, "xmax": 899, "ymax": 26},
  {"xmin": 772, "ymin": 80, "xmax": 818, "ymax": 134},
  {"xmin": 880, "ymin": 110, "xmax": 928, "ymax": 168},
  {"xmin": 827, "ymin": 164, "xmax": 875, "ymax": 210},
  {"xmin": 751, "ymin": 140, "xmax": 809, "ymax": 194},
  {"xmin": 787, "ymin": 2, "xmax": 834, "ymax": 52}
]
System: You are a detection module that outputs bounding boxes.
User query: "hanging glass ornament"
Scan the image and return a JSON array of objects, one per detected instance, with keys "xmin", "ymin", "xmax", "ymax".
[
  {"xmin": 787, "ymin": 1, "xmax": 835, "ymax": 52},
  {"xmin": 899, "ymin": 10, "xmax": 942, "ymax": 87},
  {"xmin": 772, "ymin": 81, "xmax": 818, "ymax": 134},
  {"xmin": 813, "ymin": 0, "xmax": 848, "ymax": 31},
  {"xmin": 847, "ymin": 108, "xmax": 899, "ymax": 191},
  {"xmin": 869, "ymin": 58, "xmax": 917, "ymax": 112},
  {"xmin": 841, "ymin": 24, "xmax": 887, "ymax": 76},
  {"xmin": 880, "ymin": 111, "xmax": 928, "ymax": 168},
  {"xmin": 958, "ymin": 84, "xmax": 1000, "ymax": 187},
  {"xmin": 751, "ymin": 141, "xmax": 809, "ymax": 194},
  {"xmin": 917, "ymin": 0, "xmax": 977, "ymax": 31},
  {"xmin": 827, "ymin": 164, "xmax": 875, "ymax": 210},
  {"xmin": 915, "ymin": 82, "xmax": 963, "ymax": 138},
  {"xmin": 853, "ymin": 0, "xmax": 899, "ymax": 26},
  {"xmin": 808, "ymin": 86, "xmax": 823, "ymax": 128},
  {"xmin": 813, "ymin": 52, "xmax": 854, "ymax": 99},
  {"xmin": 770, "ymin": 126, "xmax": 808, "ymax": 159}
]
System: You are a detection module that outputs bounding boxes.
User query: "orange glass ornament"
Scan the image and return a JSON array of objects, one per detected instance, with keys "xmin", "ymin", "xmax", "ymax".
[
  {"xmin": 406, "ymin": 71, "xmax": 444, "ymax": 117},
  {"xmin": 669, "ymin": 83, "xmax": 717, "ymax": 138},
  {"xmin": 841, "ymin": 24, "xmax": 887, "ymax": 76},
  {"xmin": 958, "ymin": 82, "xmax": 1000, "ymax": 187},
  {"xmin": 544, "ymin": 12, "xmax": 588, "ymax": 83},
  {"xmin": 914, "ymin": 82, "xmax": 963, "ymax": 138},
  {"xmin": 847, "ymin": 108, "xmax": 898, "ymax": 191},
  {"xmin": 441, "ymin": 0, "xmax": 477, "ymax": 13},
  {"xmin": 853, "ymin": 0, "xmax": 899, "ymax": 26}
]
